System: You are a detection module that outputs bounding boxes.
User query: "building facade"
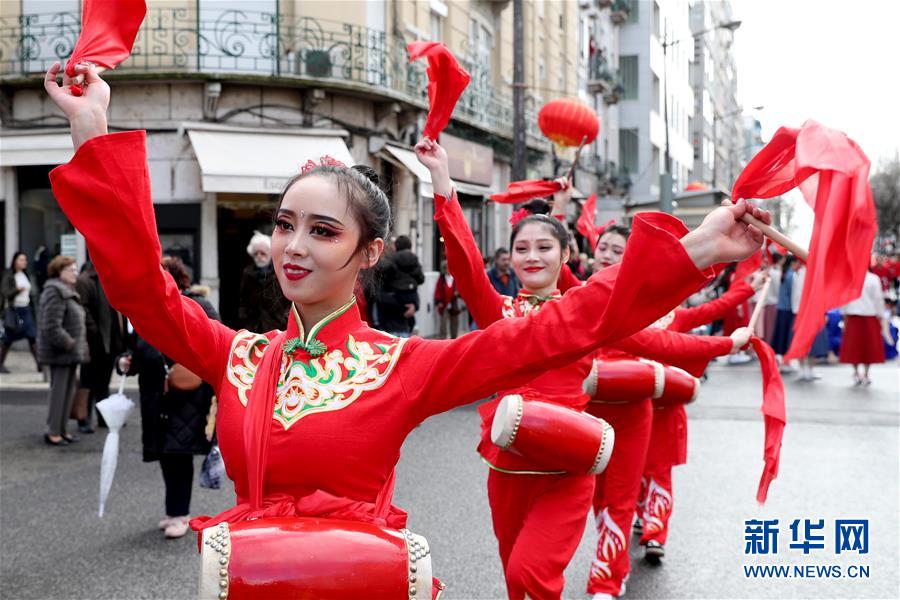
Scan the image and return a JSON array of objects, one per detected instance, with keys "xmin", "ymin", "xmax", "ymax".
[
  {"xmin": 689, "ymin": 0, "xmax": 742, "ymax": 192},
  {"xmin": 617, "ymin": 0, "xmax": 695, "ymax": 216},
  {"xmin": 576, "ymin": 0, "xmax": 633, "ymax": 225},
  {"xmin": 0, "ymin": 0, "xmax": 580, "ymax": 335}
]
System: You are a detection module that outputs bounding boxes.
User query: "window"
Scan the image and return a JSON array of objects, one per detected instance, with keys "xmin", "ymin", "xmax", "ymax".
[
  {"xmin": 469, "ymin": 18, "xmax": 494, "ymax": 79},
  {"xmin": 652, "ymin": 74, "xmax": 660, "ymax": 112},
  {"xmin": 653, "ymin": 1, "xmax": 660, "ymax": 38},
  {"xmin": 539, "ymin": 55, "xmax": 545, "ymax": 82},
  {"xmin": 431, "ymin": 12, "xmax": 443, "ymax": 41},
  {"xmin": 620, "ymin": 55, "xmax": 638, "ymax": 100},
  {"xmin": 627, "ymin": 0, "xmax": 639, "ymax": 24},
  {"xmin": 619, "ymin": 129, "xmax": 639, "ymax": 173}
]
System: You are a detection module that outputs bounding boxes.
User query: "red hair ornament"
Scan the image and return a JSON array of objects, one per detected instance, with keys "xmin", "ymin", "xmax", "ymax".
[{"xmin": 300, "ymin": 155, "xmax": 347, "ymax": 174}]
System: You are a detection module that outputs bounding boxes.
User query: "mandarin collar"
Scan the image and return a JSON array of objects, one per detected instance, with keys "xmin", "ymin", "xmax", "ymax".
[
  {"xmin": 282, "ymin": 297, "xmax": 361, "ymax": 357},
  {"xmin": 516, "ymin": 289, "xmax": 562, "ymax": 306}
]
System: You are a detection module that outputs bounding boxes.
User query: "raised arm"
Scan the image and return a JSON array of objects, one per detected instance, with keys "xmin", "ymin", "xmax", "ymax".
[
  {"xmin": 669, "ymin": 277, "xmax": 758, "ymax": 333},
  {"xmin": 402, "ymin": 212, "xmax": 715, "ymax": 418},
  {"xmin": 609, "ymin": 326, "xmax": 746, "ymax": 377},
  {"xmin": 432, "ymin": 190, "xmax": 507, "ymax": 325},
  {"xmin": 417, "ymin": 138, "xmax": 506, "ymax": 326},
  {"xmin": 45, "ymin": 63, "xmax": 235, "ymax": 385}
]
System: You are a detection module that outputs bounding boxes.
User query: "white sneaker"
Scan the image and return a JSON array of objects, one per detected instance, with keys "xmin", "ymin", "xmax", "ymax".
[
  {"xmin": 158, "ymin": 515, "xmax": 175, "ymax": 530},
  {"xmin": 592, "ymin": 594, "xmax": 615, "ymax": 600},
  {"xmin": 164, "ymin": 516, "xmax": 190, "ymax": 539},
  {"xmin": 728, "ymin": 352, "xmax": 752, "ymax": 365}
]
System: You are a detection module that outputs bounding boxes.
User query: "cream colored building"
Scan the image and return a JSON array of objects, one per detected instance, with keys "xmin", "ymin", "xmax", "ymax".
[{"xmin": 0, "ymin": 0, "xmax": 586, "ymax": 335}]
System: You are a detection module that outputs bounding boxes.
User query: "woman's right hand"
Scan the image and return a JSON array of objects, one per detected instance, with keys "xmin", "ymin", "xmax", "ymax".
[
  {"xmin": 44, "ymin": 62, "xmax": 110, "ymax": 150},
  {"xmin": 729, "ymin": 326, "xmax": 752, "ymax": 353},
  {"xmin": 414, "ymin": 138, "xmax": 451, "ymax": 198}
]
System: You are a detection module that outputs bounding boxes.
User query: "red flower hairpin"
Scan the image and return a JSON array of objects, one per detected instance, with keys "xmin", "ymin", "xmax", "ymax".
[
  {"xmin": 509, "ymin": 207, "xmax": 531, "ymax": 227},
  {"xmin": 300, "ymin": 155, "xmax": 347, "ymax": 174}
]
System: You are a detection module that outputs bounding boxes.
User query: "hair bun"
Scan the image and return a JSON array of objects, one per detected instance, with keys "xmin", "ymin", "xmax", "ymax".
[
  {"xmin": 352, "ymin": 164, "xmax": 380, "ymax": 188},
  {"xmin": 521, "ymin": 198, "xmax": 551, "ymax": 216}
]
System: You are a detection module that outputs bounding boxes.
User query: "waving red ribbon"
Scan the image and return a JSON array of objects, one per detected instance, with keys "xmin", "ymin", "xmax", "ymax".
[
  {"xmin": 65, "ymin": 0, "xmax": 146, "ymax": 96},
  {"xmin": 749, "ymin": 337, "xmax": 786, "ymax": 504},
  {"xmin": 732, "ymin": 121, "xmax": 877, "ymax": 362},
  {"xmin": 407, "ymin": 42, "xmax": 471, "ymax": 140},
  {"xmin": 490, "ymin": 179, "xmax": 562, "ymax": 204}
]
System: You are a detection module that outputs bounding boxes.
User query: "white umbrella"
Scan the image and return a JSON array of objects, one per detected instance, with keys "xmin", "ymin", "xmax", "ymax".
[{"xmin": 95, "ymin": 374, "xmax": 135, "ymax": 517}]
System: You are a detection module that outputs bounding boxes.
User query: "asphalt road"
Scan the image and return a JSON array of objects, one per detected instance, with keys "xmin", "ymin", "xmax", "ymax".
[{"xmin": 1, "ymin": 360, "xmax": 897, "ymax": 599}]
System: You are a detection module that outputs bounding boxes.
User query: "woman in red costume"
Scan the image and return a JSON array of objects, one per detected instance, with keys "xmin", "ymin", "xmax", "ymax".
[
  {"xmin": 44, "ymin": 63, "xmax": 767, "ymax": 598},
  {"xmin": 431, "ymin": 158, "xmax": 764, "ymax": 599},
  {"xmin": 554, "ymin": 212, "xmax": 760, "ymax": 598},
  {"xmin": 635, "ymin": 269, "xmax": 765, "ymax": 566}
]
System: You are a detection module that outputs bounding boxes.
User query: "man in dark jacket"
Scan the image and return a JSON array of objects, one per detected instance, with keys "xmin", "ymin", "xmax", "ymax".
[
  {"xmin": 487, "ymin": 247, "xmax": 520, "ymax": 297},
  {"xmin": 76, "ymin": 261, "xmax": 128, "ymax": 431},
  {"xmin": 375, "ymin": 236, "xmax": 425, "ymax": 336}
]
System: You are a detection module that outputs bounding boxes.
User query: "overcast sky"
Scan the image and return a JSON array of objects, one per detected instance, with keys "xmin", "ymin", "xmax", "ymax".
[
  {"xmin": 730, "ymin": 0, "xmax": 899, "ymax": 240},
  {"xmin": 732, "ymin": 0, "xmax": 900, "ymax": 166}
]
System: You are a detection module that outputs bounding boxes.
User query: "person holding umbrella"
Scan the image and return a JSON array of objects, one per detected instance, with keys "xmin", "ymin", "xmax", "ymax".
[{"xmin": 116, "ymin": 256, "xmax": 219, "ymax": 538}]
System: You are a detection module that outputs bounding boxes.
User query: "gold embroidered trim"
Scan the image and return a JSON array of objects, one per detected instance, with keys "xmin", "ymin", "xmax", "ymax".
[
  {"xmin": 479, "ymin": 455, "xmax": 566, "ymax": 476},
  {"xmin": 272, "ymin": 335, "xmax": 407, "ymax": 429},
  {"xmin": 226, "ymin": 330, "xmax": 271, "ymax": 407}
]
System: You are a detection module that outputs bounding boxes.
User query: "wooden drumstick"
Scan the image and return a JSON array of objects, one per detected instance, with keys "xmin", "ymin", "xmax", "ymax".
[
  {"xmin": 748, "ymin": 276, "xmax": 772, "ymax": 332},
  {"xmin": 740, "ymin": 212, "xmax": 809, "ymax": 261},
  {"xmin": 721, "ymin": 198, "xmax": 809, "ymax": 261}
]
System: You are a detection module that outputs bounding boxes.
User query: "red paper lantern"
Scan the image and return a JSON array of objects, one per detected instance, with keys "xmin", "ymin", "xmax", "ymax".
[
  {"xmin": 685, "ymin": 181, "xmax": 710, "ymax": 191},
  {"xmin": 537, "ymin": 99, "xmax": 600, "ymax": 147}
]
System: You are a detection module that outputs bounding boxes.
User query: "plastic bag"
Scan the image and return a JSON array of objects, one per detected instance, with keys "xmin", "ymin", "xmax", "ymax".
[{"xmin": 199, "ymin": 444, "xmax": 225, "ymax": 490}]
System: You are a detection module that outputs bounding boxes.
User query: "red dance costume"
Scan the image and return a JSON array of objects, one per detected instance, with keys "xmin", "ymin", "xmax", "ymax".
[
  {"xmin": 558, "ymin": 268, "xmax": 746, "ymax": 596},
  {"xmin": 50, "ymin": 131, "xmax": 712, "ymax": 599},
  {"xmin": 434, "ymin": 195, "xmax": 714, "ymax": 599},
  {"xmin": 637, "ymin": 282, "xmax": 754, "ymax": 550}
]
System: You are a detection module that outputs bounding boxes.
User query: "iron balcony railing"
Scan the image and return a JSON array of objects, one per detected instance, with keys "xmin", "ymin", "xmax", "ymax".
[{"xmin": 0, "ymin": 8, "xmax": 543, "ymax": 142}]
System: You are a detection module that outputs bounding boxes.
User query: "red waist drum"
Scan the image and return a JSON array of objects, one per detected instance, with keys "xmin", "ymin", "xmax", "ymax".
[
  {"xmin": 585, "ymin": 358, "xmax": 664, "ymax": 404},
  {"xmin": 490, "ymin": 394, "xmax": 615, "ymax": 475},
  {"xmin": 199, "ymin": 518, "xmax": 436, "ymax": 599},
  {"xmin": 651, "ymin": 364, "xmax": 700, "ymax": 409}
]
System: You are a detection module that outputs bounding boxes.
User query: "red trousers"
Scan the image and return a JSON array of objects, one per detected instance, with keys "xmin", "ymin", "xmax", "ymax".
[
  {"xmin": 586, "ymin": 399, "xmax": 653, "ymax": 596},
  {"xmin": 638, "ymin": 406, "xmax": 685, "ymax": 546},
  {"xmin": 487, "ymin": 469, "xmax": 595, "ymax": 600}
]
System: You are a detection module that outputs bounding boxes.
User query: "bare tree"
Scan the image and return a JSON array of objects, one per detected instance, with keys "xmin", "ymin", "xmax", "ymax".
[{"xmin": 871, "ymin": 154, "xmax": 900, "ymax": 241}]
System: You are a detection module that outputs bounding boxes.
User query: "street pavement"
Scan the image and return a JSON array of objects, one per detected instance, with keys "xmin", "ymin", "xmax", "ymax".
[{"xmin": 1, "ymin": 353, "xmax": 897, "ymax": 599}]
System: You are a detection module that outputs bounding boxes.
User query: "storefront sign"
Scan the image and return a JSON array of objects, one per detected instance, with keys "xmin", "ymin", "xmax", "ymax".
[{"xmin": 441, "ymin": 133, "xmax": 493, "ymax": 186}]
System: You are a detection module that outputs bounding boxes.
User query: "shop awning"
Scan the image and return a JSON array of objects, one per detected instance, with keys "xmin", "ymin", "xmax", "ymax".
[
  {"xmin": 0, "ymin": 130, "xmax": 74, "ymax": 166},
  {"xmin": 183, "ymin": 123, "xmax": 354, "ymax": 194},
  {"xmin": 379, "ymin": 143, "xmax": 495, "ymax": 199}
]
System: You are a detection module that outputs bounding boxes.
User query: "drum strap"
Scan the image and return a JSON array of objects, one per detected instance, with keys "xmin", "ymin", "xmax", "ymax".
[
  {"xmin": 243, "ymin": 329, "xmax": 398, "ymax": 519},
  {"xmin": 244, "ymin": 330, "xmax": 289, "ymax": 510}
]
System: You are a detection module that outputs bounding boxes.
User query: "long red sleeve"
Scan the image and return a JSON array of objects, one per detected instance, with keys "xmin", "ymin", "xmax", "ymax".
[
  {"xmin": 49, "ymin": 131, "xmax": 236, "ymax": 386},
  {"xmin": 403, "ymin": 212, "xmax": 714, "ymax": 418},
  {"xmin": 610, "ymin": 327, "xmax": 733, "ymax": 377},
  {"xmin": 556, "ymin": 262, "xmax": 583, "ymax": 293},
  {"xmin": 433, "ymin": 191, "xmax": 506, "ymax": 326},
  {"xmin": 669, "ymin": 281, "xmax": 755, "ymax": 332}
]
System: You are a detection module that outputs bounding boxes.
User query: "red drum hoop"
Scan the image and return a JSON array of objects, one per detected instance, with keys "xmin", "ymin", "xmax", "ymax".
[
  {"xmin": 586, "ymin": 358, "xmax": 663, "ymax": 404},
  {"xmin": 490, "ymin": 394, "xmax": 615, "ymax": 474},
  {"xmin": 652, "ymin": 364, "xmax": 700, "ymax": 409},
  {"xmin": 199, "ymin": 518, "xmax": 433, "ymax": 599}
]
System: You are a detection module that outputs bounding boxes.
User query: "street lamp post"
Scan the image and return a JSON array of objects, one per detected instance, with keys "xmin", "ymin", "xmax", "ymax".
[
  {"xmin": 712, "ymin": 104, "xmax": 763, "ymax": 189},
  {"xmin": 659, "ymin": 19, "xmax": 741, "ymax": 213}
]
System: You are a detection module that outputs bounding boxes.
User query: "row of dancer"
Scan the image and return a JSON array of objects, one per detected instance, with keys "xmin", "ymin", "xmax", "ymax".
[
  {"xmin": 425, "ymin": 135, "xmax": 766, "ymax": 599},
  {"xmin": 45, "ymin": 62, "xmax": 771, "ymax": 599}
]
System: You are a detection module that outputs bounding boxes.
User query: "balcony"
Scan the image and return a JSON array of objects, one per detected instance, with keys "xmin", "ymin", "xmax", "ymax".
[
  {"xmin": 0, "ymin": 8, "xmax": 543, "ymax": 144},
  {"xmin": 586, "ymin": 53, "xmax": 623, "ymax": 105},
  {"xmin": 610, "ymin": 0, "xmax": 632, "ymax": 25}
]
